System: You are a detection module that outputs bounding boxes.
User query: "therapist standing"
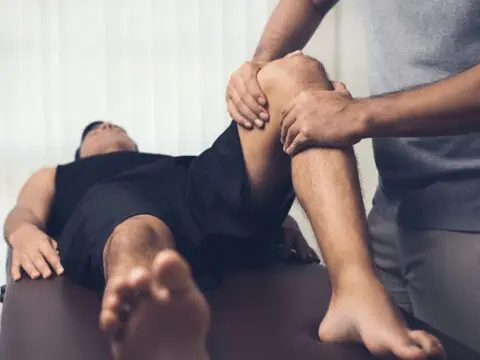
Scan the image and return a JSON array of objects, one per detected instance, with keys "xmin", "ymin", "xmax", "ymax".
[{"xmin": 227, "ymin": 0, "xmax": 480, "ymax": 354}]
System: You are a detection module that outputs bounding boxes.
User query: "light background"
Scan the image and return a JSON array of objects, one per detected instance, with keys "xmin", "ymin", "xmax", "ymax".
[{"xmin": 0, "ymin": 0, "xmax": 376, "ymax": 288}]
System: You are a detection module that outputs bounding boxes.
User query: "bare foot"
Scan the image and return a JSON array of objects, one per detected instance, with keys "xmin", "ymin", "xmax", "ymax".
[
  {"xmin": 319, "ymin": 277, "xmax": 446, "ymax": 359},
  {"xmin": 100, "ymin": 250, "xmax": 210, "ymax": 360}
]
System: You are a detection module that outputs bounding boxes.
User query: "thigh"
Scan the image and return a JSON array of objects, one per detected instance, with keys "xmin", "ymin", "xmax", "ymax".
[
  {"xmin": 188, "ymin": 121, "xmax": 294, "ymax": 240},
  {"xmin": 400, "ymin": 227, "xmax": 480, "ymax": 352},
  {"xmin": 368, "ymin": 207, "xmax": 413, "ymax": 312}
]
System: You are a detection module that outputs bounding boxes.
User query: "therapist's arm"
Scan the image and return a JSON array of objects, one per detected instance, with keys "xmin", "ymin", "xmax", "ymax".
[
  {"xmin": 280, "ymin": 63, "xmax": 480, "ymax": 154},
  {"xmin": 362, "ymin": 63, "xmax": 480, "ymax": 137},
  {"xmin": 253, "ymin": 0, "xmax": 338, "ymax": 63},
  {"xmin": 226, "ymin": 0, "xmax": 338, "ymax": 128}
]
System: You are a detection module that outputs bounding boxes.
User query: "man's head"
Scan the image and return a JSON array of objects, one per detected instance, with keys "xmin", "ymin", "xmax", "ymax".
[{"xmin": 75, "ymin": 121, "xmax": 138, "ymax": 159}]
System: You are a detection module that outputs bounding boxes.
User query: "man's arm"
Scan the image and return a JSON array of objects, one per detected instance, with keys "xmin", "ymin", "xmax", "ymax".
[
  {"xmin": 253, "ymin": 0, "xmax": 338, "ymax": 63},
  {"xmin": 226, "ymin": 0, "xmax": 338, "ymax": 128},
  {"xmin": 4, "ymin": 167, "xmax": 56, "ymax": 243},
  {"xmin": 362, "ymin": 63, "xmax": 480, "ymax": 137},
  {"xmin": 4, "ymin": 167, "xmax": 63, "ymax": 281}
]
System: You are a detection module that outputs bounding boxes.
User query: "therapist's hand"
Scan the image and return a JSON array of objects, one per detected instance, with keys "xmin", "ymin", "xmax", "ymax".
[
  {"xmin": 9, "ymin": 223, "xmax": 64, "ymax": 281},
  {"xmin": 227, "ymin": 60, "xmax": 270, "ymax": 129},
  {"xmin": 281, "ymin": 81, "xmax": 366, "ymax": 155}
]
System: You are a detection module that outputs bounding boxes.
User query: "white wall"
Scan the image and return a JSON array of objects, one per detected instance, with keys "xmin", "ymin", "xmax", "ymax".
[{"xmin": 0, "ymin": 0, "xmax": 376, "ymax": 286}]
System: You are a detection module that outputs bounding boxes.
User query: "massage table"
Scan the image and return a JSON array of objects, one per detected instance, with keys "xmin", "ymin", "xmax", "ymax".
[{"xmin": 1, "ymin": 260, "xmax": 479, "ymax": 360}]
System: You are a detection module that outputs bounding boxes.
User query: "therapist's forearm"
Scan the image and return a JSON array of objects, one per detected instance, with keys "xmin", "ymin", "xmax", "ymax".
[
  {"xmin": 253, "ymin": 0, "xmax": 337, "ymax": 63},
  {"xmin": 361, "ymin": 63, "xmax": 480, "ymax": 138}
]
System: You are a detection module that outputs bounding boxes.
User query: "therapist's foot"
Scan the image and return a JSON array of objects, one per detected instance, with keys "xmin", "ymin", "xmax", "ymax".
[
  {"xmin": 318, "ymin": 274, "xmax": 446, "ymax": 360},
  {"xmin": 100, "ymin": 250, "xmax": 210, "ymax": 360}
]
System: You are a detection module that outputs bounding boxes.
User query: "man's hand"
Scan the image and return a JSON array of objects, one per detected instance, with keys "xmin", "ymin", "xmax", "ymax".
[
  {"xmin": 282, "ymin": 215, "xmax": 319, "ymax": 263},
  {"xmin": 226, "ymin": 60, "xmax": 270, "ymax": 129},
  {"xmin": 9, "ymin": 223, "xmax": 64, "ymax": 281},
  {"xmin": 280, "ymin": 82, "xmax": 366, "ymax": 155}
]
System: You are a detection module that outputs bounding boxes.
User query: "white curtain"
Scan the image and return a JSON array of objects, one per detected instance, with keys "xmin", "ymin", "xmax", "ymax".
[{"xmin": 0, "ymin": 0, "xmax": 374, "ymax": 285}]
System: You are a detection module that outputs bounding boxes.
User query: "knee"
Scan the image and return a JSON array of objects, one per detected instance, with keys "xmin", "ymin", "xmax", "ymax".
[
  {"xmin": 257, "ymin": 54, "xmax": 330, "ymax": 94},
  {"xmin": 111, "ymin": 215, "xmax": 172, "ymax": 243},
  {"xmin": 280, "ymin": 53, "xmax": 327, "ymax": 73}
]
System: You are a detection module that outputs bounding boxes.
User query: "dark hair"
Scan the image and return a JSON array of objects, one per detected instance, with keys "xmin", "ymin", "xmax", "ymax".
[{"xmin": 74, "ymin": 121, "xmax": 103, "ymax": 160}]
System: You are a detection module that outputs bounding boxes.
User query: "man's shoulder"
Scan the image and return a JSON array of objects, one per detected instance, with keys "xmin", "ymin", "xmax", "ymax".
[
  {"xmin": 23, "ymin": 167, "xmax": 57, "ymax": 194},
  {"xmin": 30, "ymin": 167, "xmax": 56, "ymax": 182}
]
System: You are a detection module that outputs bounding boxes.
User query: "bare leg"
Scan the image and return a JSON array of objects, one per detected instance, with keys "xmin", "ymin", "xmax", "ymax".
[
  {"xmin": 237, "ymin": 54, "xmax": 443, "ymax": 359},
  {"xmin": 99, "ymin": 215, "xmax": 210, "ymax": 360}
]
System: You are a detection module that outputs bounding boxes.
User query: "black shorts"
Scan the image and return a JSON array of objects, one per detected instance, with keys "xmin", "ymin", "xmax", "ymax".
[{"xmin": 58, "ymin": 122, "xmax": 295, "ymax": 293}]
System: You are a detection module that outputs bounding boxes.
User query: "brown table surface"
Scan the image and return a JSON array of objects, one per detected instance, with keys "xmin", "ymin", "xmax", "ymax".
[{"xmin": 0, "ymin": 263, "xmax": 478, "ymax": 360}]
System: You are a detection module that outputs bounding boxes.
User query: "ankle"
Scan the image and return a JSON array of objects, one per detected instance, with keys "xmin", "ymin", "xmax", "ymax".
[{"xmin": 332, "ymin": 265, "xmax": 383, "ymax": 298}]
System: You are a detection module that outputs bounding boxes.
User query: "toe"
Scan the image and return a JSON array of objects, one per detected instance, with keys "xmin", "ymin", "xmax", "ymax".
[
  {"xmin": 101, "ymin": 276, "xmax": 138, "ymax": 338},
  {"xmin": 103, "ymin": 278, "xmax": 134, "ymax": 314},
  {"xmin": 126, "ymin": 267, "xmax": 150, "ymax": 306},
  {"xmin": 99, "ymin": 309, "xmax": 121, "ymax": 336},
  {"xmin": 363, "ymin": 328, "xmax": 429, "ymax": 360},
  {"xmin": 106, "ymin": 277, "xmax": 133, "ymax": 300},
  {"xmin": 151, "ymin": 250, "xmax": 192, "ymax": 293},
  {"xmin": 103, "ymin": 293, "xmax": 122, "ymax": 314},
  {"xmin": 127, "ymin": 267, "xmax": 150, "ymax": 294},
  {"xmin": 390, "ymin": 337, "xmax": 426, "ymax": 360},
  {"xmin": 409, "ymin": 330, "xmax": 446, "ymax": 359}
]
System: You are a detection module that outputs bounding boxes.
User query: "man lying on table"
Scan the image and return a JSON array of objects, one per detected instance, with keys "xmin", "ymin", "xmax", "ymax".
[{"xmin": 3, "ymin": 53, "xmax": 444, "ymax": 360}]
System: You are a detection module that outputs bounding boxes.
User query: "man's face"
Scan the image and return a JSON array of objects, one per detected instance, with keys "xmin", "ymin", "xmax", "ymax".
[{"xmin": 79, "ymin": 122, "xmax": 138, "ymax": 158}]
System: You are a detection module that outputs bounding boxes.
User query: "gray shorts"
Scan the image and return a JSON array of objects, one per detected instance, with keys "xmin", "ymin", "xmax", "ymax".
[{"xmin": 368, "ymin": 207, "xmax": 480, "ymax": 352}]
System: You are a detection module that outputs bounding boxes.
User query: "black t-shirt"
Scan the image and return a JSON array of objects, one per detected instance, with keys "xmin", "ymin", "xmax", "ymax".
[{"xmin": 45, "ymin": 151, "xmax": 177, "ymax": 239}]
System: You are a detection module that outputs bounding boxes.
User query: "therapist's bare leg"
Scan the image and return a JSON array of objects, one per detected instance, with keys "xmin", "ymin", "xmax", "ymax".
[
  {"xmin": 255, "ymin": 55, "xmax": 444, "ymax": 360},
  {"xmin": 100, "ymin": 215, "xmax": 210, "ymax": 360}
]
